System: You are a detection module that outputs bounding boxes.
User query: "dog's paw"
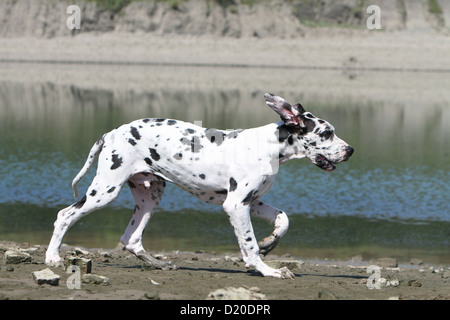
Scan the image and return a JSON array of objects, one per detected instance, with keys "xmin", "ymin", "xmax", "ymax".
[
  {"xmin": 264, "ymin": 93, "xmax": 280, "ymax": 108},
  {"xmin": 258, "ymin": 236, "xmax": 280, "ymax": 256},
  {"xmin": 45, "ymin": 257, "xmax": 64, "ymax": 268},
  {"xmin": 277, "ymin": 266, "xmax": 295, "ymax": 279},
  {"xmin": 260, "ymin": 266, "xmax": 295, "ymax": 279},
  {"xmin": 159, "ymin": 260, "xmax": 177, "ymax": 271},
  {"xmin": 137, "ymin": 251, "xmax": 177, "ymax": 271}
]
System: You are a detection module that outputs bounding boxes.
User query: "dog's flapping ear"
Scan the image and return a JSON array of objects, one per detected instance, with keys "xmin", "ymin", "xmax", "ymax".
[
  {"xmin": 264, "ymin": 93, "xmax": 306, "ymax": 127},
  {"xmin": 292, "ymin": 103, "xmax": 306, "ymax": 115}
]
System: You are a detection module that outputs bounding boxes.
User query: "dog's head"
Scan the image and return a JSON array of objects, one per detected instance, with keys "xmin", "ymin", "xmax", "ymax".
[{"xmin": 265, "ymin": 93, "xmax": 354, "ymax": 171}]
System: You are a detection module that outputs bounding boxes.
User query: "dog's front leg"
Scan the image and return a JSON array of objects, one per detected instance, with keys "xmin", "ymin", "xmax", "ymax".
[{"xmin": 223, "ymin": 198, "xmax": 294, "ymax": 279}]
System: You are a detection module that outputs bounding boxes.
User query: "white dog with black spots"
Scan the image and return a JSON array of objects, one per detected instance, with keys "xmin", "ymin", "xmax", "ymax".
[{"xmin": 46, "ymin": 93, "xmax": 354, "ymax": 279}]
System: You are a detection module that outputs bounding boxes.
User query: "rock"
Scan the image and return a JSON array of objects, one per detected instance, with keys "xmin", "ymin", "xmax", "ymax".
[
  {"xmin": 224, "ymin": 255, "xmax": 241, "ymax": 263},
  {"xmin": 318, "ymin": 289, "xmax": 337, "ymax": 300},
  {"xmin": 207, "ymin": 286, "xmax": 266, "ymax": 300},
  {"xmin": 372, "ymin": 258, "xmax": 398, "ymax": 268},
  {"xmin": 141, "ymin": 291, "xmax": 160, "ymax": 300},
  {"xmin": 2, "ymin": 266, "xmax": 14, "ymax": 272},
  {"xmin": 31, "ymin": 268, "xmax": 60, "ymax": 286},
  {"xmin": 407, "ymin": 279, "xmax": 422, "ymax": 287},
  {"xmin": 4, "ymin": 250, "xmax": 31, "ymax": 264},
  {"xmin": 100, "ymin": 251, "xmax": 111, "ymax": 258},
  {"xmin": 377, "ymin": 277, "xmax": 389, "ymax": 287},
  {"xmin": 388, "ymin": 279, "xmax": 400, "ymax": 287},
  {"xmin": 74, "ymin": 248, "xmax": 90, "ymax": 256},
  {"xmin": 265, "ymin": 260, "xmax": 303, "ymax": 271},
  {"xmin": 65, "ymin": 256, "xmax": 92, "ymax": 274},
  {"xmin": 441, "ymin": 271, "xmax": 450, "ymax": 279},
  {"xmin": 82, "ymin": 274, "xmax": 110, "ymax": 286},
  {"xmin": 409, "ymin": 258, "xmax": 423, "ymax": 265}
]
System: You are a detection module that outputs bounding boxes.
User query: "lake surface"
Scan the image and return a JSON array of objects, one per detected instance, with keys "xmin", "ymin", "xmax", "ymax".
[{"xmin": 0, "ymin": 62, "xmax": 449, "ymax": 263}]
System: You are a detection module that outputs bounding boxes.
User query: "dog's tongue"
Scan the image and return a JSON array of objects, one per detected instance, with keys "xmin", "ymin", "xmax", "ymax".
[{"xmin": 315, "ymin": 155, "xmax": 336, "ymax": 172}]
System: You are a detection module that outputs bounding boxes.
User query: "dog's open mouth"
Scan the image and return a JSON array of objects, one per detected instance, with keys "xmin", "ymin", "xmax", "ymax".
[{"xmin": 315, "ymin": 155, "xmax": 336, "ymax": 172}]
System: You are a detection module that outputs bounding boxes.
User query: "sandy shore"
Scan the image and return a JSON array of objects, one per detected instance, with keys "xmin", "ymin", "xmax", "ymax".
[
  {"xmin": 1, "ymin": 29, "xmax": 450, "ymax": 71},
  {"xmin": 0, "ymin": 241, "xmax": 449, "ymax": 301},
  {"xmin": 2, "ymin": 30, "xmax": 450, "ymax": 111}
]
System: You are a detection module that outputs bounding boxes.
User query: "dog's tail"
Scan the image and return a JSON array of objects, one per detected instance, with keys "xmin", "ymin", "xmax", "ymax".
[{"xmin": 71, "ymin": 135, "xmax": 105, "ymax": 198}]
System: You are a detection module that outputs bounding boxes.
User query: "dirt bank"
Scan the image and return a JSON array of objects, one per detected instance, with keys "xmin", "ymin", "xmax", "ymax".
[
  {"xmin": 0, "ymin": 241, "xmax": 448, "ymax": 300},
  {"xmin": 1, "ymin": 0, "xmax": 449, "ymax": 73},
  {"xmin": 1, "ymin": 0, "xmax": 449, "ymax": 39}
]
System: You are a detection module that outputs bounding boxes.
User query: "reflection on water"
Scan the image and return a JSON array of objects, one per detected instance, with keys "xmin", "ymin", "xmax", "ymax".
[{"xmin": 0, "ymin": 63, "xmax": 449, "ymax": 262}]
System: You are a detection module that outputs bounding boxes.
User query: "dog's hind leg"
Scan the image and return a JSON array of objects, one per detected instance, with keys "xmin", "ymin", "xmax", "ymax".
[
  {"xmin": 45, "ymin": 173, "xmax": 125, "ymax": 267},
  {"xmin": 250, "ymin": 200, "xmax": 289, "ymax": 256},
  {"xmin": 120, "ymin": 175, "xmax": 176, "ymax": 270}
]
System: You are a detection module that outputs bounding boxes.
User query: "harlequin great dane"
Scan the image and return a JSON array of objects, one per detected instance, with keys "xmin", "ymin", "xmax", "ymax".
[{"xmin": 45, "ymin": 93, "xmax": 353, "ymax": 279}]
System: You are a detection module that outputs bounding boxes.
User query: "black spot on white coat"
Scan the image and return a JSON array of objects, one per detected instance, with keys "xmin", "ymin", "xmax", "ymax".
[
  {"xmin": 73, "ymin": 195, "xmax": 87, "ymax": 209},
  {"xmin": 110, "ymin": 154, "xmax": 123, "ymax": 170},
  {"xmin": 130, "ymin": 127, "xmax": 141, "ymax": 140},
  {"xmin": 107, "ymin": 186, "xmax": 116, "ymax": 193},
  {"xmin": 229, "ymin": 178, "xmax": 237, "ymax": 192},
  {"xmin": 149, "ymin": 148, "xmax": 160, "ymax": 161}
]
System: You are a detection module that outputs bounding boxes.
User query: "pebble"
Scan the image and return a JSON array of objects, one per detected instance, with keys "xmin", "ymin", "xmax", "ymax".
[
  {"xmin": 318, "ymin": 289, "xmax": 337, "ymax": 300},
  {"xmin": 407, "ymin": 279, "xmax": 422, "ymax": 287},
  {"xmin": 207, "ymin": 286, "xmax": 266, "ymax": 300},
  {"xmin": 31, "ymin": 268, "xmax": 60, "ymax": 286},
  {"xmin": 409, "ymin": 258, "xmax": 423, "ymax": 265},
  {"xmin": 224, "ymin": 255, "xmax": 241, "ymax": 263},
  {"xmin": 82, "ymin": 274, "xmax": 110, "ymax": 286},
  {"xmin": 265, "ymin": 259, "xmax": 304, "ymax": 271},
  {"xmin": 141, "ymin": 291, "xmax": 160, "ymax": 300},
  {"xmin": 371, "ymin": 258, "xmax": 398, "ymax": 268},
  {"xmin": 2, "ymin": 265, "xmax": 14, "ymax": 272},
  {"xmin": 74, "ymin": 248, "xmax": 90, "ymax": 256},
  {"xmin": 388, "ymin": 279, "xmax": 400, "ymax": 287}
]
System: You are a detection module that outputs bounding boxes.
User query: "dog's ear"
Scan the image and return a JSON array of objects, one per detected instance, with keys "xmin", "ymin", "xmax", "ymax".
[
  {"xmin": 292, "ymin": 103, "xmax": 306, "ymax": 115},
  {"xmin": 264, "ymin": 93, "xmax": 303, "ymax": 127}
]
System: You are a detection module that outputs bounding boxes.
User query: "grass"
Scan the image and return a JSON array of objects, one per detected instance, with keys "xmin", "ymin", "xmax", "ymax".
[
  {"xmin": 428, "ymin": 0, "xmax": 443, "ymax": 15},
  {"xmin": 84, "ymin": 0, "xmax": 132, "ymax": 12}
]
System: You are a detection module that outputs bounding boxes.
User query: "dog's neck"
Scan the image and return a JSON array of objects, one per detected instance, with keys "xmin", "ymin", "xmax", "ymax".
[{"xmin": 272, "ymin": 121, "xmax": 307, "ymax": 165}]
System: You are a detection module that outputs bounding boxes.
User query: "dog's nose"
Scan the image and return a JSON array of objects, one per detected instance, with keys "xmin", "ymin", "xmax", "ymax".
[{"xmin": 346, "ymin": 146, "xmax": 354, "ymax": 158}]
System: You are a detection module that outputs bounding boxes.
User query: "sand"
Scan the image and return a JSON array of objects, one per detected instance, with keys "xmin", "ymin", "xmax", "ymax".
[{"xmin": 0, "ymin": 241, "xmax": 449, "ymax": 301}]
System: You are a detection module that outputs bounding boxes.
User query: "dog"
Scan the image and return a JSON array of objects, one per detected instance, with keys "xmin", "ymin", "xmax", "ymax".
[{"xmin": 45, "ymin": 93, "xmax": 353, "ymax": 279}]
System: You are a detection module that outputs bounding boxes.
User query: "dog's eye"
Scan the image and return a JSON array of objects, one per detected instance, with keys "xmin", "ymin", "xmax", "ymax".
[{"xmin": 319, "ymin": 130, "xmax": 333, "ymax": 140}]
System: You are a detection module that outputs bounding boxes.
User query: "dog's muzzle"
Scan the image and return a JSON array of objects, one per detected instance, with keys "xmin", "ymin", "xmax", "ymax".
[
  {"xmin": 315, "ymin": 155, "xmax": 336, "ymax": 172},
  {"xmin": 343, "ymin": 146, "xmax": 354, "ymax": 161},
  {"xmin": 315, "ymin": 146, "xmax": 354, "ymax": 172}
]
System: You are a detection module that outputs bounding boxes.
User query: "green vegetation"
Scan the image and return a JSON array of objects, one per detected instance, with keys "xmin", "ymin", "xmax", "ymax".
[
  {"xmin": 428, "ymin": 0, "xmax": 443, "ymax": 14},
  {"xmin": 84, "ymin": 0, "xmax": 132, "ymax": 12}
]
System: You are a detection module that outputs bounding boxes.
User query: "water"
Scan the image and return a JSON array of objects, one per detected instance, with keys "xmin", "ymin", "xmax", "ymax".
[{"xmin": 0, "ymin": 63, "xmax": 449, "ymax": 263}]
